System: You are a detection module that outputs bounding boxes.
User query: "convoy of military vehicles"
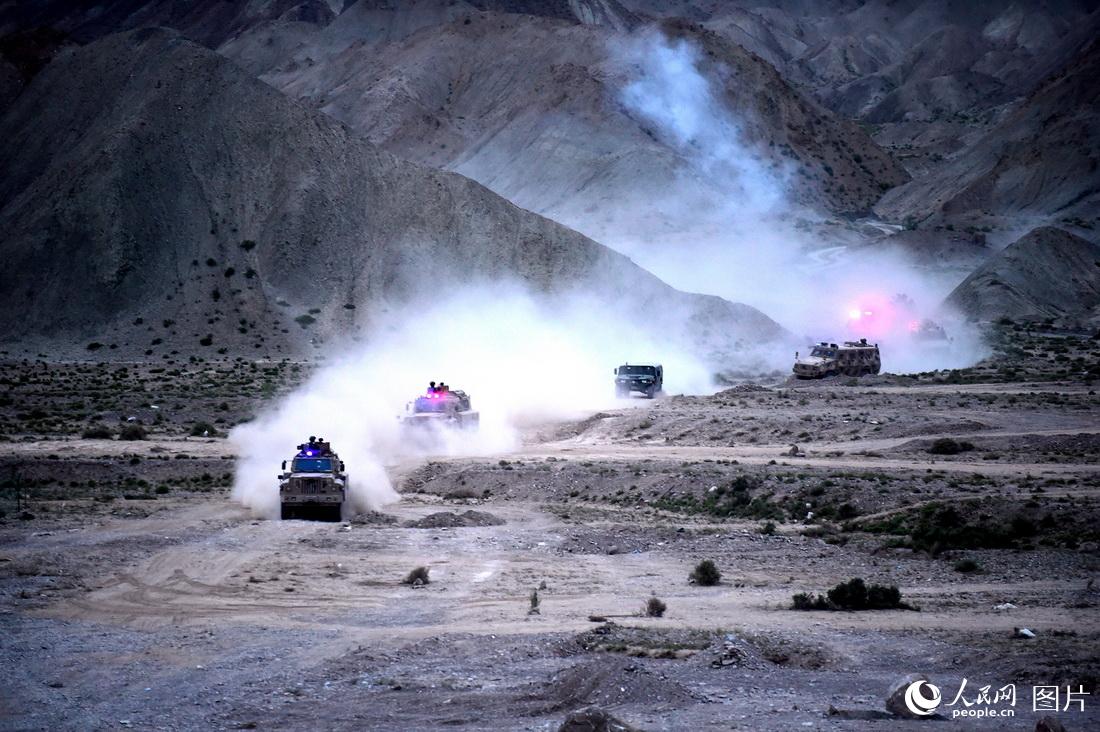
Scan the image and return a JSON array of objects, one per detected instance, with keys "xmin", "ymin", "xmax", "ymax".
[{"xmin": 281, "ymin": 341, "xmax": 892, "ymax": 519}]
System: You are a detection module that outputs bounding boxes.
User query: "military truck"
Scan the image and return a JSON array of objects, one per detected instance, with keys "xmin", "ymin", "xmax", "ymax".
[
  {"xmin": 402, "ymin": 387, "xmax": 479, "ymax": 428},
  {"xmin": 615, "ymin": 363, "xmax": 663, "ymax": 398},
  {"xmin": 278, "ymin": 437, "xmax": 347, "ymax": 521},
  {"xmin": 792, "ymin": 339, "xmax": 880, "ymax": 379}
]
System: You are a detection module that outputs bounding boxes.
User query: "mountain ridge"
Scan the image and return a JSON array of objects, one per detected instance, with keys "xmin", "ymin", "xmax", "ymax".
[{"xmin": 0, "ymin": 27, "xmax": 784, "ymax": 360}]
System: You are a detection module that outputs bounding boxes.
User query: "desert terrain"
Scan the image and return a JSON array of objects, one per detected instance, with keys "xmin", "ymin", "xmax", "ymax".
[
  {"xmin": 2, "ymin": 325, "xmax": 1098, "ymax": 730},
  {"xmin": 2, "ymin": 2, "xmax": 1100, "ymax": 730}
]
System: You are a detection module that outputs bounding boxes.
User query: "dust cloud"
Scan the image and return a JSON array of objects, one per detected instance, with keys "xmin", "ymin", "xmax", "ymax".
[
  {"xmin": 607, "ymin": 30, "xmax": 987, "ymax": 373},
  {"xmin": 231, "ymin": 286, "xmax": 714, "ymax": 517}
]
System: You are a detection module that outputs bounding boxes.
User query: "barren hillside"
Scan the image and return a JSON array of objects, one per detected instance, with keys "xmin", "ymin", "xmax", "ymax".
[
  {"xmin": 218, "ymin": 5, "xmax": 907, "ymax": 238},
  {"xmin": 876, "ymin": 37, "xmax": 1100, "ymax": 229},
  {"xmin": 0, "ymin": 0, "xmax": 336, "ymax": 46},
  {"xmin": 624, "ymin": 1, "xmax": 1098, "ymax": 129},
  {"xmin": 944, "ymin": 226, "xmax": 1100, "ymax": 324},
  {"xmin": 0, "ymin": 27, "xmax": 782, "ymax": 359},
  {"xmin": 622, "ymin": 1, "xmax": 1100, "ymax": 231}
]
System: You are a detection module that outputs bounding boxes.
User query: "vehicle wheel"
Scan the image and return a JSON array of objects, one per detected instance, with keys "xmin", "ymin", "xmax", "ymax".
[
  {"xmin": 280, "ymin": 505, "xmax": 293, "ymax": 521},
  {"xmin": 616, "ymin": 388, "xmax": 628, "ymax": 398},
  {"xmin": 645, "ymin": 387, "xmax": 656, "ymax": 399}
]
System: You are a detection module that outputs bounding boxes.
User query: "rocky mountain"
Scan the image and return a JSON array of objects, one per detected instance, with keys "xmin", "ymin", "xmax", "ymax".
[
  {"xmin": 622, "ymin": 1, "xmax": 1098, "ymax": 126},
  {"xmin": 876, "ymin": 36, "xmax": 1100, "ymax": 229},
  {"xmin": 0, "ymin": 0, "xmax": 337, "ymax": 46},
  {"xmin": 0, "ymin": 27, "xmax": 73, "ymax": 115},
  {"xmin": 0, "ymin": 27, "xmax": 783, "ymax": 359},
  {"xmin": 2, "ymin": 0, "xmax": 1096, "ymax": 355},
  {"xmin": 944, "ymin": 227, "xmax": 1100, "ymax": 324},
  {"xmin": 621, "ymin": 1, "xmax": 1100, "ymax": 232},
  {"xmin": 215, "ymin": 4, "xmax": 907, "ymax": 257}
]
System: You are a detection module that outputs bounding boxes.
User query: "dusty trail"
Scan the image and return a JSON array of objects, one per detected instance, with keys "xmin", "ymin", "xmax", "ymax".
[{"xmin": 413, "ymin": 425, "xmax": 1100, "ymax": 479}]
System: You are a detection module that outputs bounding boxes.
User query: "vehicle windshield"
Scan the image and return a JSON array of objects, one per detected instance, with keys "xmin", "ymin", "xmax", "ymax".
[
  {"xmin": 810, "ymin": 347, "xmax": 836, "ymax": 358},
  {"xmin": 618, "ymin": 365, "xmax": 656, "ymax": 376},
  {"xmin": 293, "ymin": 458, "xmax": 333, "ymax": 472}
]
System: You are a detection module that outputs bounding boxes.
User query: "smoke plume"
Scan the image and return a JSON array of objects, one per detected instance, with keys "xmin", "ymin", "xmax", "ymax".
[{"xmin": 606, "ymin": 30, "xmax": 987, "ymax": 372}]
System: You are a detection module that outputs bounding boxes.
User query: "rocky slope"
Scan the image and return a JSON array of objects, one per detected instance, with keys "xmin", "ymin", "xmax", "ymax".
[
  {"xmin": 623, "ymin": 1, "xmax": 1098, "ymax": 128},
  {"xmin": 4, "ymin": 0, "xmax": 1097, "ymax": 345},
  {"xmin": 217, "ymin": 6, "xmax": 907, "ymax": 254},
  {"xmin": 0, "ymin": 28, "xmax": 783, "ymax": 359},
  {"xmin": 944, "ymin": 227, "xmax": 1100, "ymax": 324},
  {"xmin": 876, "ymin": 36, "xmax": 1100, "ymax": 230},
  {"xmin": 622, "ymin": 1, "xmax": 1100, "ymax": 232},
  {"xmin": 0, "ymin": 0, "xmax": 337, "ymax": 46}
]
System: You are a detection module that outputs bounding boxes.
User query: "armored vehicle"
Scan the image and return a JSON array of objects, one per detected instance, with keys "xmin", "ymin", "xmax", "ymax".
[
  {"xmin": 615, "ymin": 363, "xmax": 663, "ymax": 398},
  {"xmin": 793, "ymin": 340, "xmax": 881, "ymax": 379},
  {"xmin": 403, "ymin": 387, "xmax": 479, "ymax": 428},
  {"xmin": 278, "ymin": 437, "xmax": 347, "ymax": 521}
]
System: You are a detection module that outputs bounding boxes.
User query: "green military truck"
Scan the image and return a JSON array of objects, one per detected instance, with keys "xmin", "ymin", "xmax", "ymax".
[{"xmin": 615, "ymin": 363, "xmax": 663, "ymax": 398}]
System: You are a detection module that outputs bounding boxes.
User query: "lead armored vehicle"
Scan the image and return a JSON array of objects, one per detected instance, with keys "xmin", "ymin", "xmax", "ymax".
[
  {"xmin": 615, "ymin": 363, "xmax": 663, "ymax": 398},
  {"xmin": 792, "ymin": 340, "xmax": 881, "ymax": 379},
  {"xmin": 278, "ymin": 437, "xmax": 347, "ymax": 521}
]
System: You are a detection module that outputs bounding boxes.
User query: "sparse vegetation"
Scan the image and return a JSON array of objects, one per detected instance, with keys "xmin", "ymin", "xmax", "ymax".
[
  {"xmin": 81, "ymin": 425, "xmax": 113, "ymax": 439},
  {"xmin": 655, "ymin": 475, "xmax": 785, "ymax": 521},
  {"xmin": 189, "ymin": 421, "xmax": 219, "ymax": 437},
  {"xmin": 118, "ymin": 424, "xmax": 147, "ymax": 441},
  {"xmin": 928, "ymin": 438, "xmax": 975, "ymax": 455},
  {"xmin": 644, "ymin": 595, "xmax": 667, "ymax": 617},
  {"xmin": 909, "ymin": 503, "xmax": 1036, "ymax": 554},
  {"xmin": 402, "ymin": 566, "xmax": 430, "ymax": 586},
  {"xmin": 953, "ymin": 558, "xmax": 982, "ymax": 574},
  {"xmin": 689, "ymin": 559, "xmax": 721, "ymax": 586},
  {"xmin": 792, "ymin": 578, "xmax": 915, "ymax": 611}
]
